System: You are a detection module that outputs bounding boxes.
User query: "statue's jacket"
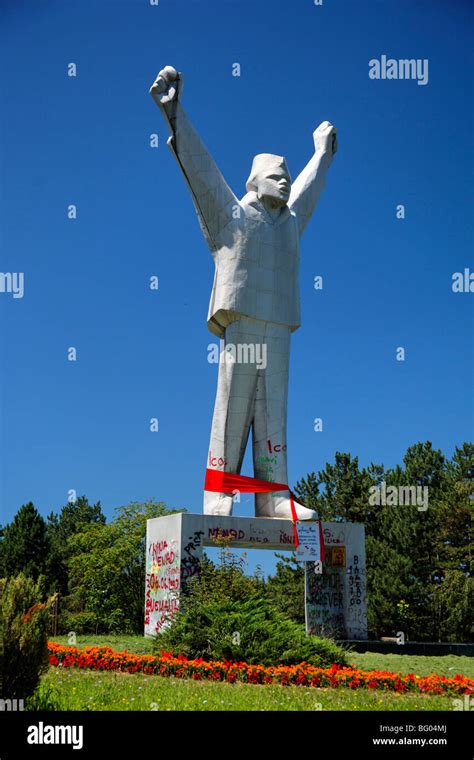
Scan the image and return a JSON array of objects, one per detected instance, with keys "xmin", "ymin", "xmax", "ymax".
[{"xmin": 163, "ymin": 102, "xmax": 331, "ymax": 338}]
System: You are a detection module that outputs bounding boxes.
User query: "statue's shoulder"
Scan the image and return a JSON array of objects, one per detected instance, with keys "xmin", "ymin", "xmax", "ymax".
[{"xmin": 240, "ymin": 192, "xmax": 264, "ymax": 219}]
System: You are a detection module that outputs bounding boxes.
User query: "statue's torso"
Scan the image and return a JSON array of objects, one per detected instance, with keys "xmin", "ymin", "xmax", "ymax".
[{"xmin": 207, "ymin": 193, "xmax": 301, "ymax": 337}]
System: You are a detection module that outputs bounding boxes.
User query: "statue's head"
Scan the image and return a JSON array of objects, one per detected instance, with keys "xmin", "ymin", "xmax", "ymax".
[{"xmin": 246, "ymin": 154, "xmax": 291, "ymax": 207}]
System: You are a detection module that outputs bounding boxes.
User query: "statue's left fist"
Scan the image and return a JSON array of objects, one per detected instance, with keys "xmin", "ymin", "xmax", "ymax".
[{"xmin": 313, "ymin": 121, "xmax": 338, "ymax": 156}]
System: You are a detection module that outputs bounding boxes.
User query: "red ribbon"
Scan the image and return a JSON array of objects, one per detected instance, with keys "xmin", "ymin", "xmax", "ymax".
[{"xmin": 204, "ymin": 469, "xmax": 324, "ymax": 555}]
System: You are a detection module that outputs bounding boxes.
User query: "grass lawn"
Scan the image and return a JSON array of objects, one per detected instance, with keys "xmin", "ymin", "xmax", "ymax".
[
  {"xmin": 50, "ymin": 635, "xmax": 473, "ymax": 679},
  {"xmin": 349, "ymin": 652, "xmax": 474, "ymax": 679},
  {"xmin": 51, "ymin": 634, "xmax": 156, "ymax": 655},
  {"xmin": 40, "ymin": 668, "xmax": 457, "ymax": 711}
]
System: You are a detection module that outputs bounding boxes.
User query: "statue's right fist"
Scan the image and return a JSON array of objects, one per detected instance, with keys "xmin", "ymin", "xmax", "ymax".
[
  {"xmin": 313, "ymin": 121, "xmax": 337, "ymax": 156},
  {"xmin": 149, "ymin": 66, "xmax": 181, "ymax": 106}
]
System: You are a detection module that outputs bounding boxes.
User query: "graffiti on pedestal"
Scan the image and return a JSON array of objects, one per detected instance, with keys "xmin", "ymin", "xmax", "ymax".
[
  {"xmin": 205, "ymin": 523, "xmax": 294, "ymax": 546},
  {"xmin": 346, "ymin": 553, "xmax": 367, "ymax": 638},
  {"xmin": 181, "ymin": 530, "xmax": 204, "ymax": 594},
  {"xmin": 145, "ymin": 538, "xmax": 180, "ymax": 633},
  {"xmin": 306, "ymin": 567, "xmax": 346, "ymax": 638}
]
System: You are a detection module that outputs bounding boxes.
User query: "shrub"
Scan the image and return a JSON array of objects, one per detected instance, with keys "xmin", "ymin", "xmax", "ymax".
[
  {"xmin": 57, "ymin": 609, "xmax": 123, "ymax": 636},
  {"xmin": 154, "ymin": 592, "xmax": 347, "ymax": 668},
  {"xmin": 0, "ymin": 574, "xmax": 56, "ymax": 700}
]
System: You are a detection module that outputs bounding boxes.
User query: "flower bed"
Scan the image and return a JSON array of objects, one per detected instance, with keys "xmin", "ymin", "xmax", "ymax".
[{"xmin": 48, "ymin": 642, "xmax": 474, "ymax": 696}]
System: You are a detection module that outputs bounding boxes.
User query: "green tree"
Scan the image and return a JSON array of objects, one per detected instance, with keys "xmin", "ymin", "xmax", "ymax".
[
  {"xmin": 436, "ymin": 443, "xmax": 473, "ymax": 575},
  {"xmin": 368, "ymin": 443, "xmax": 448, "ymax": 640},
  {"xmin": 295, "ymin": 452, "xmax": 383, "ymax": 529},
  {"xmin": 433, "ymin": 569, "xmax": 473, "ymax": 642},
  {"xmin": 0, "ymin": 524, "xmax": 4, "ymax": 576},
  {"xmin": 181, "ymin": 550, "xmax": 264, "ymax": 607},
  {"xmin": 66, "ymin": 500, "xmax": 181, "ymax": 633},
  {"xmin": 429, "ymin": 443, "xmax": 473, "ymax": 640},
  {"xmin": 1, "ymin": 504, "xmax": 50, "ymax": 581},
  {"xmin": 46, "ymin": 496, "xmax": 105, "ymax": 596},
  {"xmin": 266, "ymin": 554, "xmax": 305, "ymax": 625}
]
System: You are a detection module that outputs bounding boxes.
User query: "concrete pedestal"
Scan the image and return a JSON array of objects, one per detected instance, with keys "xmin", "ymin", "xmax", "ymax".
[
  {"xmin": 305, "ymin": 522, "xmax": 367, "ymax": 640},
  {"xmin": 145, "ymin": 513, "xmax": 367, "ymax": 640}
]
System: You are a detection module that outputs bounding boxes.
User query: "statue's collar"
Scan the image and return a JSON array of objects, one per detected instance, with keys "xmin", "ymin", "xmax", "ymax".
[{"xmin": 241, "ymin": 192, "xmax": 291, "ymax": 225}]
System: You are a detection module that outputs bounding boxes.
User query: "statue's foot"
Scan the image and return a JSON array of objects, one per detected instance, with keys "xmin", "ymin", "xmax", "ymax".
[
  {"xmin": 203, "ymin": 491, "xmax": 233, "ymax": 516},
  {"xmin": 255, "ymin": 492, "xmax": 317, "ymax": 520},
  {"xmin": 274, "ymin": 500, "xmax": 317, "ymax": 521}
]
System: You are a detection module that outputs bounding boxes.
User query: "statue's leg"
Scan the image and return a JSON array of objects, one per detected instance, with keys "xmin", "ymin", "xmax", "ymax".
[
  {"xmin": 253, "ymin": 323, "xmax": 316, "ymax": 520},
  {"xmin": 252, "ymin": 321, "xmax": 290, "ymax": 516},
  {"xmin": 204, "ymin": 318, "xmax": 258, "ymax": 516}
]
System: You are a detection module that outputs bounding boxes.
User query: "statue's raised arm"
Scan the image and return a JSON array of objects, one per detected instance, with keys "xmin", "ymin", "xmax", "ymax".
[
  {"xmin": 288, "ymin": 121, "xmax": 337, "ymax": 237},
  {"xmin": 150, "ymin": 66, "xmax": 238, "ymax": 253}
]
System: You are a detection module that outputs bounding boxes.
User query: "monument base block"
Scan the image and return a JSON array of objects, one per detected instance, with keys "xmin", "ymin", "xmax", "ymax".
[{"xmin": 145, "ymin": 513, "xmax": 367, "ymax": 640}]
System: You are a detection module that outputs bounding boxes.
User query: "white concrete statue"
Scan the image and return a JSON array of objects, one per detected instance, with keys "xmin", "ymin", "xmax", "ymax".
[{"xmin": 150, "ymin": 66, "xmax": 337, "ymax": 522}]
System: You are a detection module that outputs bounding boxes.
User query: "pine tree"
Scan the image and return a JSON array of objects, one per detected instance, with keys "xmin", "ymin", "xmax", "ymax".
[
  {"xmin": 295, "ymin": 451, "xmax": 383, "ymax": 528},
  {"xmin": 46, "ymin": 495, "xmax": 105, "ymax": 596},
  {"xmin": 431, "ymin": 443, "xmax": 473, "ymax": 641},
  {"xmin": 1, "ymin": 503, "xmax": 50, "ymax": 580},
  {"xmin": 266, "ymin": 554, "xmax": 306, "ymax": 625}
]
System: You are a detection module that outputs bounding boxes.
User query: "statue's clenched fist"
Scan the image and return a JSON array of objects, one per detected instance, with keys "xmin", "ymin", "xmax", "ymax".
[
  {"xmin": 313, "ymin": 121, "xmax": 338, "ymax": 156},
  {"xmin": 149, "ymin": 65, "xmax": 181, "ymax": 106}
]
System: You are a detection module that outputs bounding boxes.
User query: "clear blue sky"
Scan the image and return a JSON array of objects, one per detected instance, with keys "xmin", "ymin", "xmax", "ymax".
[{"xmin": 0, "ymin": 0, "xmax": 472, "ymax": 570}]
